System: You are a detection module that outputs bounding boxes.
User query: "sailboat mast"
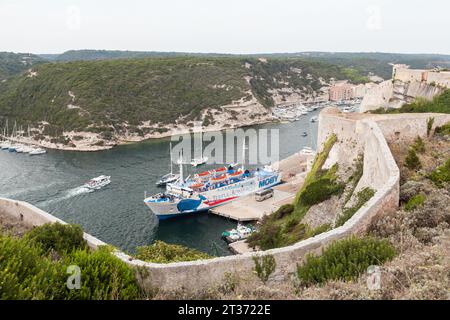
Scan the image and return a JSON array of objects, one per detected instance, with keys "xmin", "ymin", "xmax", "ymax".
[
  {"xmin": 241, "ymin": 139, "xmax": 246, "ymax": 171},
  {"xmin": 179, "ymin": 150, "xmax": 184, "ymax": 184},
  {"xmin": 169, "ymin": 142, "xmax": 173, "ymax": 175}
]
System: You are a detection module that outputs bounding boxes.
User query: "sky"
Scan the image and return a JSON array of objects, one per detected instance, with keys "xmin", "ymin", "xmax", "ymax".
[{"xmin": 1, "ymin": 0, "xmax": 449, "ymax": 55}]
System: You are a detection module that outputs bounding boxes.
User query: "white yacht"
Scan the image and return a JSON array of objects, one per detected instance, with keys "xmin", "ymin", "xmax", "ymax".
[
  {"xmin": 157, "ymin": 142, "xmax": 180, "ymax": 187},
  {"xmin": 29, "ymin": 148, "xmax": 47, "ymax": 155},
  {"xmin": 83, "ymin": 175, "xmax": 111, "ymax": 190}
]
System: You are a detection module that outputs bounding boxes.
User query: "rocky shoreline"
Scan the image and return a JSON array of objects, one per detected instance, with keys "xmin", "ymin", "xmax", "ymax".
[{"xmin": 4, "ymin": 116, "xmax": 278, "ymax": 152}]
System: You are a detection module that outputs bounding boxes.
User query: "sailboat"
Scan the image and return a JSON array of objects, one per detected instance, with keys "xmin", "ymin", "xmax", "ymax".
[
  {"xmin": 190, "ymin": 144, "xmax": 208, "ymax": 167},
  {"xmin": 0, "ymin": 122, "xmax": 11, "ymax": 150},
  {"xmin": 156, "ymin": 142, "xmax": 180, "ymax": 187}
]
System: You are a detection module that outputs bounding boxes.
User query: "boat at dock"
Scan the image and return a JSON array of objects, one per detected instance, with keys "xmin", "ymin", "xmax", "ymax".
[
  {"xmin": 29, "ymin": 148, "xmax": 47, "ymax": 155},
  {"xmin": 156, "ymin": 142, "xmax": 180, "ymax": 186},
  {"xmin": 222, "ymin": 223, "xmax": 256, "ymax": 243},
  {"xmin": 144, "ymin": 144, "xmax": 282, "ymax": 219}
]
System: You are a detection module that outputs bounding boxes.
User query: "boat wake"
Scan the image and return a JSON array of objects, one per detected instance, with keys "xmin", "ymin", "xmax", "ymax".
[{"xmin": 38, "ymin": 186, "xmax": 94, "ymax": 207}]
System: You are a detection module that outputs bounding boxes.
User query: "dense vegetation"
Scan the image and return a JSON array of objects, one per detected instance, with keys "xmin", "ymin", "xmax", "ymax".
[
  {"xmin": 292, "ymin": 52, "xmax": 450, "ymax": 80},
  {"xmin": 0, "ymin": 52, "xmax": 45, "ymax": 80},
  {"xmin": 0, "ymin": 56, "xmax": 367, "ymax": 135},
  {"xmin": 40, "ymin": 50, "xmax": 450, "ymax": 81},
  {"xmin": 296, "ymin": 236, "xmax": 396, "ymax": 286},
  {"xmin": 0, "ymin": 223, "xmax": 141, "ymax": 299},
  {"xmin": 134, "ymin": 240, "xmax": 212, "ymax": 263}
]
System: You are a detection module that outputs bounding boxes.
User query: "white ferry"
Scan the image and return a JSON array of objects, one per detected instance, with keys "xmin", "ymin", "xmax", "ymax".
[{"xmin": 144, "ymin": 161, "xmax": 281, "ymax": 220}]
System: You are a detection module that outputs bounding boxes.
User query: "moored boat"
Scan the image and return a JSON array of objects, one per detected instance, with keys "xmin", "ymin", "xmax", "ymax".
[
  {"xmin": 144, "ymin": 153, "xmax": 281, "ymax": 219},
  {"xmin": 222, "ymin": 224, "xmax": 256, "ymax": 243},
  {"xmin": 29, "ymin": 148, "xmax": 47, "ymax": 155}
]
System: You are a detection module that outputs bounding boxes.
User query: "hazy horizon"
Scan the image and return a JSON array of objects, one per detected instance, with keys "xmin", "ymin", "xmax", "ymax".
[{"xmin": 1, "ymin": 0, "xmax": 450, "ymax": 55}]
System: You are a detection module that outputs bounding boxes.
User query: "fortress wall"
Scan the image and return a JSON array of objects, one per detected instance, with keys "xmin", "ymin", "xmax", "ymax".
[
  {"xmin": 394, "ymin": 68, "xmax": 425, "ymax": 83},
  {"xmin": 360, "ymin": 80, "xmax": 394, "ymax": 112},
  {"xmin": 0, "ymin": 197, "xmax": 107, "ymax": 249},
  {"xmin": 371, "ymin": 113, "xmax": 450, "ymax": 142},
  {"xmin": 426, "ymin": 71, "xmax": 450, "ymax": 87}
]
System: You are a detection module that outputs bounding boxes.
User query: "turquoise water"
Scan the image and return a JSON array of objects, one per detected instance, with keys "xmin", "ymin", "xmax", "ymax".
[{"xmin": 0, "ymin": 111, "xmax": 319, "ymax": 256}]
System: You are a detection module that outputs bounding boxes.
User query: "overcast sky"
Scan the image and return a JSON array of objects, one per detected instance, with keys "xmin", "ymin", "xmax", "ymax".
[{"xmin": 1, "ymin": 0, "xmax": 449, "ymax": 55}]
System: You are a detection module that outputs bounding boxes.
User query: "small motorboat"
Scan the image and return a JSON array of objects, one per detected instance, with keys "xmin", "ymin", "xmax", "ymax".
[
  {"xmin": 299, "ymin": 146, "xmax": 315, "ymax": 155},
  {"xmin": 156, "ymin": 173, "xmax": 179, "ymax": 187},
  {"xmin": 83, "ymin": 175, "xmax": 111, "ymax": 190},
  {"xmin": 191, "ymin": 146, "xmax": 208, "ymax": 167},
  {"xmin": 29, "ymin": 148, "xmax": 46, "ymax": 155},
  {"xmin": 310, "ymin": 116, "xmax": 318, "ymax": 123},
  {"xmin": 222, "ymin": 224, "xmax": 256, "ymax": 243},
  {"xmin": 301, "ymin": 131, "xmax": 308, "ymax": 137}
]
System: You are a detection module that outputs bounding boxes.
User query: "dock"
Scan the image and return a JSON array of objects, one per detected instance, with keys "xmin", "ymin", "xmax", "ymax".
[{"xmin": 210, "ymin": 152, "xmax": 311, "ymax": 221}]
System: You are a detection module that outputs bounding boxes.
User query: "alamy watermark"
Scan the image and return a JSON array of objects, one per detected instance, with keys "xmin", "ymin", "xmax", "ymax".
[
  {"xmin": 66, "ymin": 265, "xmax": 81, "ymax": 290},
  {"xmin": 170, "ymin": 127, "xmax": 280, "ymax": 166},
  {"xmin": 366, "ymin": 265, "xmax": 382, "ymax": 291}
]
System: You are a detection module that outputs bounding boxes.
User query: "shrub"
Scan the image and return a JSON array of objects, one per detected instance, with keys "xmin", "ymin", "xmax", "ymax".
[
  {"xmin": 405, "ymin": 194, "xmax": 426, "ymax": 211},
  {"xmin": 296, "ymin": 236, "xmax": 396, "ymax": 286},
  {"xmin": 336, "ymin": 188, "xmax": 376, "ymax": 227},
  {"xmin": 405, "ymin": 149, "xmax": 422, "ymax": 170},
  {"xmin": 427, "ymin": 117, "xmax": 435, "ymax": 137},
  {"xmin": 428, "ymin": 158, "xmax": 450, "ymax": 187},
  {"xmin": 435, "ymin": 122, "xmax": 450, "ymax": 136},
  {"xmin": 0, "ymin": 234, "xmax": 65, "ymax": 299},
  {"xmin": 307, "ymin": 224, "xmax": 332, "ymax": 238},
  {"xmin": 25, "ymin": 223, "xmax": 86, "ymax": 256},
  {"xmin": 134, "ymin": 241, "xmax": 212, "ymax": 263},
  {"xmin": 412, "ymin": 136, "xmax": 425, "ymax": 154},
  {"xmin": 247, "ymin": 223, "xmax": 283, "ymax": 250},
  {"xmin": 253, "ymin": 255, "xmax": 276, "ymax": 284},
  {"xmin": 299, "ymin": 178, "xmax": 344, "ymax": 206},
  {"xmin": 63, "ymin": 247, "xmax": 140, "ymax": 300},
  {"xmin": 274, "ymin": 204, "xmax": 294, "ymax": 220}
]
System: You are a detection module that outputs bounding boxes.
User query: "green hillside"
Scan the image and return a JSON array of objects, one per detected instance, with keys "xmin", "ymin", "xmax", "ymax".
[
  {"xmin": 40, "ymin": 50, "xmax": 450, "ymax": 81},
  {"xmin": 0, "ymin": 56, "xmax": 365, "ymax": 135},
  {"xmin": 0, "ymin": 52, "xmax": 46, "ymax": 81}
]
